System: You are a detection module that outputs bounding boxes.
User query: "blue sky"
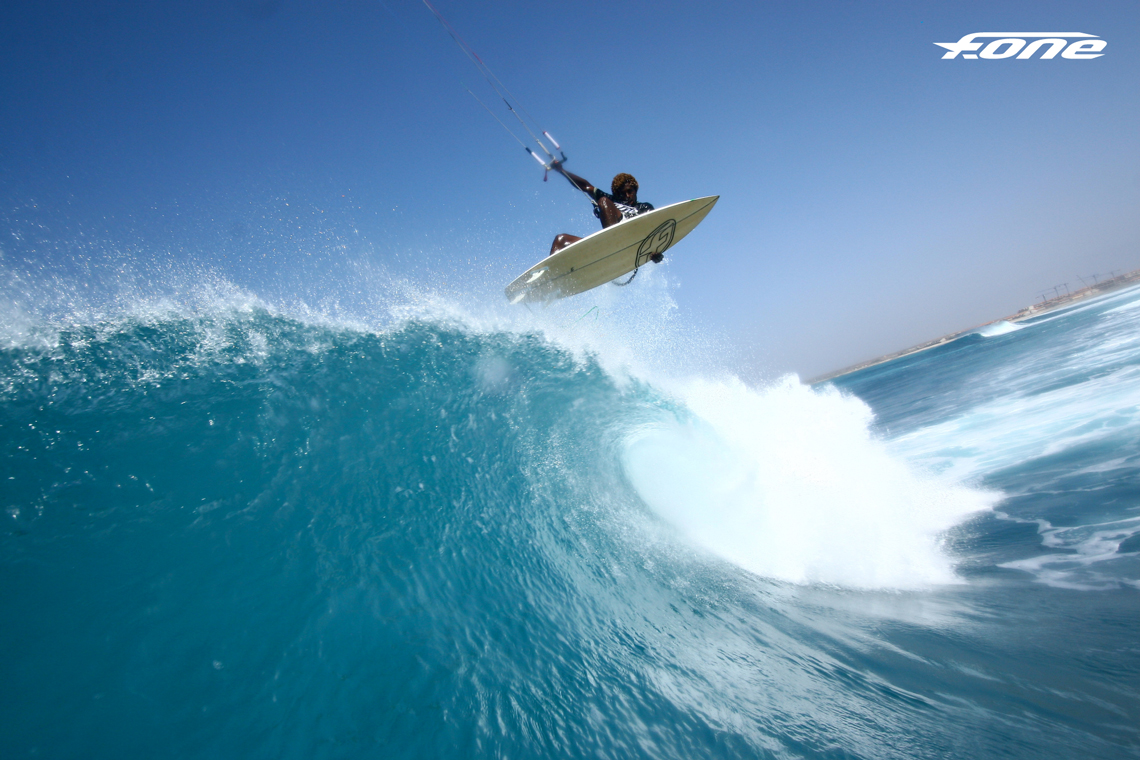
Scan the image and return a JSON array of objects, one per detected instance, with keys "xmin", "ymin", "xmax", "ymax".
[{"xmin": 2, "ymin": 0, "xmax": 1137, "ymax": 377}]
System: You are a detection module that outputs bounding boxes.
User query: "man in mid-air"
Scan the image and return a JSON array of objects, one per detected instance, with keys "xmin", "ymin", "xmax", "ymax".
[{"xmin": 547, "ymin": 163, "xmax": 656, "ymax": 258}]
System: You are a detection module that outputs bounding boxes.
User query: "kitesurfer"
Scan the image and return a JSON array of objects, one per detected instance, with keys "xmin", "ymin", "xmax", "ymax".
[{"xmin": 548, "ymin": 164, "xmax": 655, "ymax": 257}]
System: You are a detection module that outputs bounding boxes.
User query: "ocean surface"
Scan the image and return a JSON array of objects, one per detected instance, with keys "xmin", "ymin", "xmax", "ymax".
[{"xmin": 2, "ymin": 275, "xmax": 1139, "ymax": 759}]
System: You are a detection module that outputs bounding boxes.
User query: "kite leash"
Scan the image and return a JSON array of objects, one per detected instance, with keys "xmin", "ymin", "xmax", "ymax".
[
  {"xmin": 422, "ymin": 0, "xmax": 567, "ymax": 177},
  {"xmin": 613, "ymin": 269, "xmax": 638, "ymax": 286}
]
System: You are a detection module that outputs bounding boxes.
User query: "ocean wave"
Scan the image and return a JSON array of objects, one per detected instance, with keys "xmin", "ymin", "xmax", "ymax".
[
  {"xmin": 973, "ymin": 320, "xmax": 1023, "ymax": 338},
  {"xmin": 3, "ymin": 270, "xmax": 1136, "ymax": 757},
  {"xmin": 997, "ymin": 514, "xmax": 1140, "ymax": 590},
  {"xmin": 1, "ymin": 303, "xmax": 991, "ymax": 590}
]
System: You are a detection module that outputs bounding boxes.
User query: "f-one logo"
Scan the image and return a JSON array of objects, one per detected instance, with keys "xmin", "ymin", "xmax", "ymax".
[
  {"xmin": 936, "ymin": 33, "xmax": 1106, "ymax": 59},
  {"xmin": 636, "ymin": 220, "xmax": 675, "ymax": 267}
]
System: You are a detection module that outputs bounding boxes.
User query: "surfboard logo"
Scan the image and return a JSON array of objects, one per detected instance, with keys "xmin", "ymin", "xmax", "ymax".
[
  {"xmin": 636, "ymin": 220, "xmax": 676, "ymax": 267},
  {"xmin": 935, "ymin": 33, "xmax": 1105, "ymax": 60}
]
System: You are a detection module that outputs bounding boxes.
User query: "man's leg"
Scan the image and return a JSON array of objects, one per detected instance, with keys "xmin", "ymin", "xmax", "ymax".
[
  {"xmin": 595, "ymin": 197, "xmax": 624, "ymax": 228},
  {"xmin": 549, "ymin": 233, "xmax": 582, "ymax": 256}
]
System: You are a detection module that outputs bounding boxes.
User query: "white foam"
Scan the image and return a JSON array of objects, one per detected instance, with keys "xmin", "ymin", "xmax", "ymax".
[
  {"xmin": 889, "ymin": 359, "xmax": 1140, "ymax": 485},
  {"xmin": 974, "ymin": 320, "xmax": 1023, "ymax": 337},
  {"xmin": 997, "ymin": 514, "xmax": 1140, "ymax": 590},
  {"xmin": 621, "ymin": 375, "xmax": 998, "ymax": 589}
]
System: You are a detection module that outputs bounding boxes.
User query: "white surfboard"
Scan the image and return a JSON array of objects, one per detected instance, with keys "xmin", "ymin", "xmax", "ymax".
[{"xmin": 505, "ymin": 195, "xmax": 719, "ymax": 304}]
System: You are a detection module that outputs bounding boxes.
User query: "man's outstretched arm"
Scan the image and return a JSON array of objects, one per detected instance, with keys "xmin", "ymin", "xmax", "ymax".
[{"xmin": 553, "ymin": 163, "xmax": 598, "ymax": 198}]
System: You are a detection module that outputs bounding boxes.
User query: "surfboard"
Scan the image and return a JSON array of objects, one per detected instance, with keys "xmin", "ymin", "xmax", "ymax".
[{"xmin": 505, "ymin": 195, "xmax": 719, "ymax": 304}]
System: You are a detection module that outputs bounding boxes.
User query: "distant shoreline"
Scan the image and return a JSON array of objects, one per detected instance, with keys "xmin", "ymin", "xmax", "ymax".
[{"xmin": 809, "ymin": 267, "xmax": 1140, "ymax": 384}]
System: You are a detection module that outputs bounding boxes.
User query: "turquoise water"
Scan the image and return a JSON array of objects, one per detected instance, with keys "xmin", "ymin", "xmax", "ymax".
[{"xmin": 2, "ymin": 282, "xmax": 1138, "ymax": 758}]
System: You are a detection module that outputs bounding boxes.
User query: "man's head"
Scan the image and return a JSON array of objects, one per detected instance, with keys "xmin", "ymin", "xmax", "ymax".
[{"xmin": 611, "ymin": 173, "xmax": 638, "ymax": 202}]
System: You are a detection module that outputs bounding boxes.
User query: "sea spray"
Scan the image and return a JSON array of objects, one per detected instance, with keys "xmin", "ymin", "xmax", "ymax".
[{"xmin": 622, "ymin": 375, "xmax": 998, "ymax": 588}]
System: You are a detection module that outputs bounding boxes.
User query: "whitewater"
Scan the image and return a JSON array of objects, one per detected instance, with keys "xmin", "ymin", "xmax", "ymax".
[{"xmin": 2, "ymin": 265, "xmax": 1139, "ymax": 759}]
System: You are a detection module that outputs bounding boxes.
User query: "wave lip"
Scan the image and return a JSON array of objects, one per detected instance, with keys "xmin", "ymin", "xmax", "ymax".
[
  {"xmin": 973, "ymin": 320, "xmax": 1024, "ymax": 338},
  {"xmin": 622, "ymin": 376, "xmax": 998, "ymax": 589}
]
